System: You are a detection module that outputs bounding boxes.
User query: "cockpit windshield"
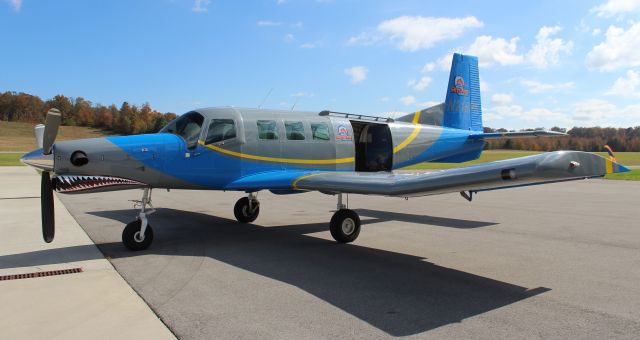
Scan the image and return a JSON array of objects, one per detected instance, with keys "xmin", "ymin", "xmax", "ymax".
[{"xmin": 159, "ymin": 111, "xmax": 204, "ymax": 149}]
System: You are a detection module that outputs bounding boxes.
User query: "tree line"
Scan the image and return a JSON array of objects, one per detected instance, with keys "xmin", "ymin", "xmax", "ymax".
[
  {"xmin": 483, "ymin": 126, "xmax": 640, "ymax": 152},
  {"xmin": 1, "ymin": 91, "xmax": 639, "ymax": 152},
  {"xmin": 0, "ymin": 91, "xmax": 177, "ymax": 135}
]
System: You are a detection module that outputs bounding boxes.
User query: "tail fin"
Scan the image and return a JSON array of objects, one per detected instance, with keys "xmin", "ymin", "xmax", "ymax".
[{"xmin": 443, "ymin": 53, "xmax": 483, "ymax": 131}]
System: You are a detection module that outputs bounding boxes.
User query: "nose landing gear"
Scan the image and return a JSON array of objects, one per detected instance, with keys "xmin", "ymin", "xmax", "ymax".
[{"xmin": 122, "ymin": 187, "xmax": 155, "ymax": 251}]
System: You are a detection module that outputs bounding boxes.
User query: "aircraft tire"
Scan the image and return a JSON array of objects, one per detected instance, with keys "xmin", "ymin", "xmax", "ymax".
[
  {"xmin": 122, "ymin": 220, "xmax": 154, "ymax": 251},
  {"xmin": 330, "ymin": 209, "xmax": 361, "ymax": 243},
  {"xmin": 234, "ymin": 197, "xmax": 260, "ymax": 223}
]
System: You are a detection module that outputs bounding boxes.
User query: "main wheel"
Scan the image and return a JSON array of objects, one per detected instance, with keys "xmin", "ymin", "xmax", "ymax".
[
  {"xmin": 330, "ymin": 209, "xmax": 361, "ymax": 243},
  {"xmin": 122, "ymin": 220, "xmax": 154, "ymax": 251},
  {"xmin": 234, "ymin": 197, "xmax": 260, "ymax": 223}
]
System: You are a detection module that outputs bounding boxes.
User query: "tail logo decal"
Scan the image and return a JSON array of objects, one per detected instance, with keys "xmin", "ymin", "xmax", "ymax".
[{"xmin": 451, "ymin": 76, "xmax": 469, "ymax": 96}]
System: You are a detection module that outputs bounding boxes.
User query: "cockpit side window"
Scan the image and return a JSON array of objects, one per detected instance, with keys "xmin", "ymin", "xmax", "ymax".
[
  {"xmin": 160, "ymin": 111, "xmax": 204, "ymax": 149},
  {"xmin": 205, "ymin": 119, "xmax": 236, "ymax": 144}
]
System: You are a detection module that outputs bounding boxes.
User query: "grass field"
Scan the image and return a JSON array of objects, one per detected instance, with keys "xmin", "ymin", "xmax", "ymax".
[{"xmin": 0, "ymin": 121, "xmax": 113, "ymax": 152}]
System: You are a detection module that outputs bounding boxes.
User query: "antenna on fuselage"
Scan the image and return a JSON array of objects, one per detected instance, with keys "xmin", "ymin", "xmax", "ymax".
[
  {"xmin": 258, "ymin": 88, "xmax": 274, "ymax": 110},
  {"xmin": 290, "ymin": 97, "xmax": 300, "ymax": 111}
]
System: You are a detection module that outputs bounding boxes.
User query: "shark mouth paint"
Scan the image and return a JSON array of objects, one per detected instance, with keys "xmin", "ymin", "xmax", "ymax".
[{"xmin": 54, "ymin": 175, "xmax": 146, "ymax": 193}]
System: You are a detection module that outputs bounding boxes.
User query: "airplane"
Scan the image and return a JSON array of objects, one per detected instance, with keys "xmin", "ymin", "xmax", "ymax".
[{"xmin": 21, "ymin": 53, "xmax": 630, "ymax": 251}]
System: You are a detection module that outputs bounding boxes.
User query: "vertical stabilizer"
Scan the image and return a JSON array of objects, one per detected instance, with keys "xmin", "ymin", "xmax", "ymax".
[{"xmin": 443, "ymin": 53, "xmax": 483, "ymax": 131}]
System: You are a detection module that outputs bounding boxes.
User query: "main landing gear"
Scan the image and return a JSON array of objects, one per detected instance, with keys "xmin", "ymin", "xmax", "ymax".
[
  {"xmin": 122, "ymin": 187, "xmax": 155, "ymax": 251},
  {"xmin": 234, "ymin": 192, "xmax": 260, "ymax": 223},
  {"xmin": 329, "ymin": 193, "xmax": 361, "ymax": 243},
  {"xmin": 231, "ymin": 192, "xmax": 361, "ymax": 244}
]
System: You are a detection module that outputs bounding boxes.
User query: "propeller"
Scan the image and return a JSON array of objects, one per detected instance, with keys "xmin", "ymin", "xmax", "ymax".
[{"xmin": 39, "ymin": 109, "xmax": 61, "ymax": 242}]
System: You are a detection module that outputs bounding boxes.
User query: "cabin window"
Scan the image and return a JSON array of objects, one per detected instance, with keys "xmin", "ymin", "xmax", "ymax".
[
  {"xmin": 160, "ymin": 111, "xmax": 204, "ymax": 149},
  {"xmin": 257, "ymin": 120, "xmax": 279, "ymax": 140},
  {"xmin": 205, "ymin": 119, "xmax": 236, "ymax": 144},
  {"xmin": 285, "ymin": 121, "xmax": 305, "ymax": 140},
  {"xmin": 311, "ymin": 122, "xmax": 330, "ymax": 141}
]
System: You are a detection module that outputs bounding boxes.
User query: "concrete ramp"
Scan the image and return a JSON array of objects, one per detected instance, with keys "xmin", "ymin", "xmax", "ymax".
[{"xmin": 0, "ymin": 167, "xmax": 175, "ymax": 340}]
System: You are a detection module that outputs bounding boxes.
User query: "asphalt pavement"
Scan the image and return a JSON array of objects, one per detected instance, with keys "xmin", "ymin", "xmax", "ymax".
[{"xmin": 50, "ymin": 175, "xmax": 640, "ymax": 339}]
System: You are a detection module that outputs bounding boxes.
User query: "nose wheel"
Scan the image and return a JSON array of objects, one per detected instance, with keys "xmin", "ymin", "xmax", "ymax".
[
  {"xmin": 234, "ymin": 193, "xmax": 260, "ymax": 223},
  {"xmin": 122, "ymin": 187, "xmax": 155, "ymax": 251}
]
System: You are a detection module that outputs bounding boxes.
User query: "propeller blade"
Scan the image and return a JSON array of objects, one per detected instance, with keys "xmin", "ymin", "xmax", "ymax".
[
  {"xmin": 42, "ymin": 109, "xmax": 61, "ymax": 155},
  {"xmin": 41, "ymin": 171, "xmax": 55, "ymax": 243}
]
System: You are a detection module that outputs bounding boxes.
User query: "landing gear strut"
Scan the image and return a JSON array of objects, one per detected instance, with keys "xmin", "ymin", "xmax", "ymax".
[
  {"xmin": 234, "ymin": 192, "xmax": 260, "ymax": 223},
  {"xmin": 330, "ymin": 193, "xmax": 361, "ymax": 243},
  {"xmin": 122, "ymin": 187, "xmax": 155, "ymax": 251}
]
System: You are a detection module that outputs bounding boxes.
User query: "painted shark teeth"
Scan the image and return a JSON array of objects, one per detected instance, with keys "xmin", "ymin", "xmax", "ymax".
[{"xmin": 53, "ymin": 175, "xmax": 145, "ymax": 193}]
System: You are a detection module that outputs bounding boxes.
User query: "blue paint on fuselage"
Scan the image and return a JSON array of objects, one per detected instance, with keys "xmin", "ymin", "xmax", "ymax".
[{"xmin": 393, "ymin": 128, "xmax": 484, "ymax": 169}]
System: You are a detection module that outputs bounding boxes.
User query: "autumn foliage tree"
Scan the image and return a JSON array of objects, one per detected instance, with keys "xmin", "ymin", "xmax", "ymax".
[{"xmin": 0, "ymin": 91, "xmax": 177, "ymax": 135}]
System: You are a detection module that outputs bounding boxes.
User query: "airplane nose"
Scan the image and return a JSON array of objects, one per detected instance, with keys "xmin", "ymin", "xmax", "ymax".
[{"xmin": 21, "ymin": 148, "xmax": 54, "ymax": 171}]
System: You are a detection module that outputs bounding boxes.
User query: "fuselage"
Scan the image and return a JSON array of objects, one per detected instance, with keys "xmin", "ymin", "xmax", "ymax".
[{"xmin": 42, "ymin": 107, "xmax": 485, "ymax": 192}]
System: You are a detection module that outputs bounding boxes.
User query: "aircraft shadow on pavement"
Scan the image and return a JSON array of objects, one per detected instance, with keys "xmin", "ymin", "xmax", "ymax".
[
  {"xmin": 355, "ymin": 208, "xmax": 498, "ymax": 228},
  {"xmin": 75, "ymin": 207, "xmax": 548, "ymax": 336}
]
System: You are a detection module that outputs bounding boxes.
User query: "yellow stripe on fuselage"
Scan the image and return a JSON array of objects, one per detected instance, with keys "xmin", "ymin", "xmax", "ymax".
[
  {"xmin": 392, "ymin": 110, "xmax": 422, "ymax": 154},
  {"xmin": 292, "ymin": 172, "xmax": 329, "ymax": 188},
  {"xmin": 606, "ymin": 158, "xmax": 613, "ymax": 174},
  {"xmin": 199, "ymin": 110, "xmax": 423, "ymax": 165},
  {"xmin": 199, "ymin": 141, "xmax": 355, "ymax": 165}
]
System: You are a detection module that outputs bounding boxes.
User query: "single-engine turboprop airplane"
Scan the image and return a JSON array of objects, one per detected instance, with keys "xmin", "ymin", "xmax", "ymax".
[{"xmin": 21, "ymin": 53, "xmax": 630, "ymax": 251}]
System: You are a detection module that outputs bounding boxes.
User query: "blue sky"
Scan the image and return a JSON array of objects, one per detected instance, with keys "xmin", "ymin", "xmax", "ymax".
[{"xmin": 1, "ymin": 0, "xmax": 639, "ymax": 129}]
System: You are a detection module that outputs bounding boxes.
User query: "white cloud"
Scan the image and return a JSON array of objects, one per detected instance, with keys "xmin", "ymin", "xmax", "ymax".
[
  {"xmin": 434, "ymin": 26, "xmax": 571, "ymax": 69},
  {"xmin": 520, "ymin": 79, "xmax": 575, "ymax": 93},
  {"xmin": 488, "ymin": 104, "xmax": 569, "ymax": 125},
  {"xmin": 6, "ymin": 0, "xmax": 21, "ymax": 11},
  {"xmin": 284, "ymin": 33, "xmax": 295, "ymax": 43},
  {"xmin": 344, "ymin": 66, "xmax": 368, "ymax": 84},
  {"xmin": 407, "ymin": 76, "xmax": 432, "ymax": 91},
  {"xmin": 586, "ymin": 23, "xmax": 640, "ymax": 71},
  {"xmin": 526, "ymin": 26, "xmax": 573, "ymax": 69},
  {"xmin": 606, "ymin": 69, "xmax": 640, "ymax": 97},
  {"xmin": 299, "ymin": 43, "xmax": 316, "ymax": 49},
  {"xmin": 592, "ymin": 28, "xmax": 602, "ymax": 36},
  {"xmin": 257, "ymin": 20, "xmax": 282, "ymax": 27},
  {"xmin": 380, "ymin": 97, "xmax": 390, "ymax": 102},
  {"xmin": 491, "ymin": 93, "xmax": 513, "ymax": 105},
  {"xmin": 467, "ymin": 36, "xmax": 524, "ymax": 67},
  {"xmin": 421, "ymin": 62, "xmax": 435, "ymax": 73},
  {"xmin": 349, "ymin": 16, "xmax": 483, "ymax": 51},
  {"xmin": 400, "ymin": 95, "xmax": 416, "ymax": 106},
  {"xmin": 291, "ymin": 92, "xmax": 314, "ymax": 97},
  {"xmin": 346, "ymin": 32, "xmax": 382, "ymax": 46},
  {"xmin": 192, "ymin": 0, "xmax": 210, "ymax": 13},
  {"xmin": 571, "ymin": 99, "xmax": 640, "ymax": 126},
  {"xmin": 591, "ymin": 0, "xmax": 640, "ymax": 17}
]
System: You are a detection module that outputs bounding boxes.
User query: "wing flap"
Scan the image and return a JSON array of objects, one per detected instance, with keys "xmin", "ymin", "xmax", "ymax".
[{"xmin": 294, "ymin": 151, "xmax": 629, "ymax": 197}]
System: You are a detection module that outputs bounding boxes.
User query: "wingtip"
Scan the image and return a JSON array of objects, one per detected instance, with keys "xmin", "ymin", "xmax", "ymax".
[{"xmin": 614, "ymin": 163, "xmax": 631, "ymax": 173}]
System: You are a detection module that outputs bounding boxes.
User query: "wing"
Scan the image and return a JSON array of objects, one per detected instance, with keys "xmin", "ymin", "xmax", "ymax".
[{"xmin": 292, "ymin": 151, "xmax": 629, "ymax": 197}]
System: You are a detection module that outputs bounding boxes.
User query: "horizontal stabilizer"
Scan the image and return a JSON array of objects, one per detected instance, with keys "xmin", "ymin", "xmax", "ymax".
[{"xmin": 472, "ymin": 131, "xmax": 567, "ymax": 139}]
